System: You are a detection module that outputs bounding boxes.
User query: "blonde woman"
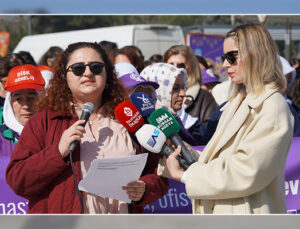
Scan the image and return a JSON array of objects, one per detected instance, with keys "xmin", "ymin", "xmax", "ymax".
[
  {"xmin": 163, "ymin": 45, "xmax": 218, "ymax": 124},
  {"xmin": 160, "ymin": 24, "xmax": 294, "ymax": 214}
]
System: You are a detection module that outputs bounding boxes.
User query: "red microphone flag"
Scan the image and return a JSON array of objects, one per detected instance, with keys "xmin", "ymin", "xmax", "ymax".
[{"xmin": 114, "ymin": 100, "xmax": 144, "ymax": 133}]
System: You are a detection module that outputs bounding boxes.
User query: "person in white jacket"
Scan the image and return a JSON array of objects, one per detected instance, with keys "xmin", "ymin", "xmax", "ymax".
[{"xmin": 159, "ymin": 23, "xmax": 294, "ymax": 214}]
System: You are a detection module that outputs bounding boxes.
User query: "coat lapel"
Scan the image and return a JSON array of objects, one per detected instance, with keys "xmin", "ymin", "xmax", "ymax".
[
  {"xmin": 203, "ymin": 92, "xmax": 250, "ymax": 162},
  {"xmin": 213, "ymin": 101, "xmax": 250, "ymax": 154},
  {"xmin": 202, "ymin": 84, "xmax": 279, "ymax": 163}
]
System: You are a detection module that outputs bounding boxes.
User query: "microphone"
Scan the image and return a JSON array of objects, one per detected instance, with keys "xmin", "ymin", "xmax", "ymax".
[
  {"xmin": 136, "ymin": 124, "xmax": 166, "ymax": 154},
  {"xmin": 149, "ymin": 108, "xmax": 195, "ymax": 166},
  {"xmin": 129, "ymin": 92, "xmax": 155, "ymax": 122},
  {"xmin": 114, "ymin": 100, "xmax": 144, "ymax": 133},
  {"xmin": 135, "ymin": 124, "xmax": 189, "ymax": 170},
  {"xmin": 69, "ymin": 102, "xmax": 94, "ymax": 214},
  {"xmin": 69, "ymin": 102, "xmax": 95, "ymax": 153},
  {"xmin": 114, "ymin": 99, "xmax": 189, "ymax": 169},
  {"xmin": 130, "ymin": 93, "xmax": 190, "ymax": 169}
]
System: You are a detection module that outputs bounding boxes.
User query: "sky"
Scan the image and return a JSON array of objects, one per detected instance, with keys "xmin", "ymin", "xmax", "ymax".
[{"xmin": 1, "ymin": 0, "xmax": 300, "ymax": 14}]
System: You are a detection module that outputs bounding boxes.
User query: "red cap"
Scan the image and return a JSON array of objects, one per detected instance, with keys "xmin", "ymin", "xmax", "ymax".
[{"xmin": 5, "ymin": 64, "xmax": 45, "ymax": 92}]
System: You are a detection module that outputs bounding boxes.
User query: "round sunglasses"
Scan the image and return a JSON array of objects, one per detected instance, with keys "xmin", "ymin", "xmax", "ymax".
[
  {"xmin": 66, "ymin": 62, "xmax": 105, "ymax": 76},
  {"xmin": 221, "ymin": 50, "xmax": 239, "ymax": 65}
]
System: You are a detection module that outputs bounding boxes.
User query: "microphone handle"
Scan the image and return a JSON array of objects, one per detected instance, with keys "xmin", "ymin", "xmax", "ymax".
[
  {"xmin": 170, "ymin": 133, "xmax": 195, "ymax": 165},
  {"xmin": 69, "ymin": 117, "xmax": 89, "ymax": 153},
  {"xmin": 159, "ymin": 143, "xmax": 173, "ymax": 157},
  {"xmin": 176, "ymin": 155, "xmax": 189, "ymax": 171},
  {"xmin": 160, "ymin": 143, "xmax": 189, "ymax": 171},
  {"xmin": 146, "ymin": 116, "xmax": 190, "ymax": 170}
]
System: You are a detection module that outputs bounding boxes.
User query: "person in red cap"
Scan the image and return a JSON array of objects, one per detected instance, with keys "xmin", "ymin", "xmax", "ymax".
[{"xmin": 0, "ymin": 64, "xmax": 45, "ymax": 214}]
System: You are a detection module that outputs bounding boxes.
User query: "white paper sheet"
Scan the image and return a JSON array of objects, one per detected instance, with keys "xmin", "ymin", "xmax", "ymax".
[{"xmin": 78, "ymin": 153, "xmax": 148, "ymax": 203}]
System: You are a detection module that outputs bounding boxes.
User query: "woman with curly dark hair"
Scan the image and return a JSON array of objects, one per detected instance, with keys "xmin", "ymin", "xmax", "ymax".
[{"xmin": 6, "ymin": 42, "xmax": 168, "ymax": 214}]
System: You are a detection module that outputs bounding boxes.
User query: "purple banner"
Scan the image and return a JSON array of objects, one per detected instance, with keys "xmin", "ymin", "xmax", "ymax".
[
  {"xmin": 1, "ymin": 138, "xmax": 299, "ymax": 214},
  {"xmin": 0, "ymin": 154, "xmax": 28, "ymax": 214},
  {"xmin": 187, "ymin": 33, "xmax": 224, "ymax": 62},
  {"xmin": 284, "ymin": 137, "xmax": 300, "ymax": 214},
  {"xmin": 144, "ymin": 138, "xmax": 300, "ymax": 214},
  {"xmin": 186, "ymin": 33, "xmax": 226, "ymax": 80}
]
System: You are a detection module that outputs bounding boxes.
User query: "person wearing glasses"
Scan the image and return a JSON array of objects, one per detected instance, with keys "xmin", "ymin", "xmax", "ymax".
[
  {"xmin": 163, "ymin": 45, "xmax": 218, "ymax": 125},
  {"xmin": 6, "ymin": 42, "xmax": 168, "ymax": 214},
  {"xmin": 159, "ymin": 24, "xmax": 294, "ymax": 214}
]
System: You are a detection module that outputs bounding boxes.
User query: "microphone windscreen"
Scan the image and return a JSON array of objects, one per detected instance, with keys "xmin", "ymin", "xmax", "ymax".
[
  {"xmin": 79, "ymin": 102, "xmax": 95, "ymax": 126},
  {"xmin": 82, "ymin": 102, "xmax": 95, "ymax": 115},
  {"xmin": 69, "ymin": 102, "xmax": 95, "ymax": 152},
  {"xmin": 149, "ymin": 108, "xmax": 180, "ymax": 138},
  {"xmin": 130, "ymin": 92, "xmax": 155, "ymax": 118},
  {"xmin": 135, "ymin": 124, "xmax": 166, "ymax": 153},
  {"xmin": 114, "ymin": 100, "xmax": 144, "ymax": 132}
]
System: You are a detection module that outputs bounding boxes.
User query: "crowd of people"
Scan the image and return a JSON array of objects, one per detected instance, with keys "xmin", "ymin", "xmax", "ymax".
[{"xmin": 0, "ymin": 23, "xmax": 299, "ymax": 214}]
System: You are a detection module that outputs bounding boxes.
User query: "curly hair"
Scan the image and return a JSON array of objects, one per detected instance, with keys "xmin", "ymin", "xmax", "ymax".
[{"xmin": 36, "ymin": 42, "xmax": 128, "ymax": 119}]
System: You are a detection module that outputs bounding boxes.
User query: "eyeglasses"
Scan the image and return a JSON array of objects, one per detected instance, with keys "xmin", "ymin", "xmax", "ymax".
[
  {"xmin": 169, "ymin": 63, "xmax": 186, "ymax": 69},
  {"xmin": 66, "ymin": 62, "xmax": 105, "ymax": 76},
  {"xmin": 221, "ymin": 50, "xmax": 239, "ymax": 65}
]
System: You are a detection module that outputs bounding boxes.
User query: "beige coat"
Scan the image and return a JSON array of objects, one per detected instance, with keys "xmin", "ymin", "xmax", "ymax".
[{"xmin": 159, "ymin": 84, "xmax": 294, "ymax": 214}]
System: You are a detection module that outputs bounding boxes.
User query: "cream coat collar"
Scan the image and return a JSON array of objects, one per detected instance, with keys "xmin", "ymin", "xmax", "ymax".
[{"xmin": 202, "ymin": 84, "xmax": 279, "ymax": 163}]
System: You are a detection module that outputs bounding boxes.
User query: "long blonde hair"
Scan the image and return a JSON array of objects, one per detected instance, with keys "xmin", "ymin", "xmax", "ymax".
[{"xmin": 226, "ymin": 23, "xmax": 286, "ymax": 98}]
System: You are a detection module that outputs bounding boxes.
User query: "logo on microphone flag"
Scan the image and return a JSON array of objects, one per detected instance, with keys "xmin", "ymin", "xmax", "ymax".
[
  {"xmin": 130, "ymin": 92, "xmax": 155, "ymax": 115},
  {"xmin": 114, "ymin": 100, "xmax": 144, "ymax": 132},
  {"xmin": 137, "ymin": 93, "xmax": 150, "ymax": 103},
  {"xmin": 124, "ymin": 107, "xmax": 133, "ymax": 116},
  {"xmin": 147, "ymin": 128, "xmax": 160, "ymax": 147},
  {"xmin": 149, "ymin": 108, "xmax": 180, "ymax": 138}
]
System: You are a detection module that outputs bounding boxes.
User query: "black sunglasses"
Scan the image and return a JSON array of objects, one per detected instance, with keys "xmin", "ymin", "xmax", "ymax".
[
  {"xmin": 169, "ymin": 62, "xmax": 186, "ymax": 69},
  {"xmin": 66, "ymin": 62, "xmax": 105, "ymax": 76},
  {"xmin": 221, "ymin": 50, "xmax": 239, "ymax": 65}
]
